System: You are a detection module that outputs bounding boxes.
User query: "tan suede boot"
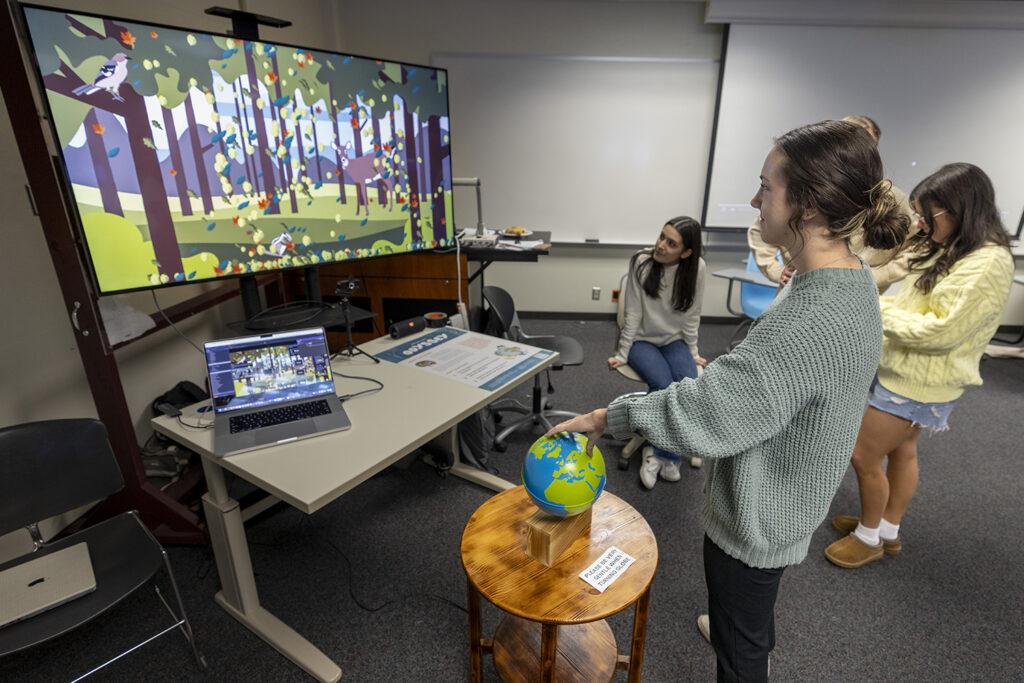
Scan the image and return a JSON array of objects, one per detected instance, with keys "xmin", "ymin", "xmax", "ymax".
[
  {"xmin": 824, "ymin": 534, "xmax": 884, "ymax": 568},
  {"xmin": 832, "ymin": 515, "xmax": 902, "ymax": 555}
]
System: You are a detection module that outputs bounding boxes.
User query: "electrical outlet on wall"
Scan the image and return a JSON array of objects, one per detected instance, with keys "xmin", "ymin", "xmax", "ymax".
[{"xmin": 592, "ymin": 286, "xmax": 601, "ymax": 301}]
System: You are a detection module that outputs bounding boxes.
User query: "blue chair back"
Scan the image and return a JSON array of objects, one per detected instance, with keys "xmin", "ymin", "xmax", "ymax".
[{"xmin": 739, "ymin": 251, "xmax": 776, "ymax": 319}]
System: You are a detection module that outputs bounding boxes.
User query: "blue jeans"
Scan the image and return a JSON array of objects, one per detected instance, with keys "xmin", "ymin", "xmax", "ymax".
[{"xmin": 626, "ymin": 339, "xmax": 697, "ymax": 464}]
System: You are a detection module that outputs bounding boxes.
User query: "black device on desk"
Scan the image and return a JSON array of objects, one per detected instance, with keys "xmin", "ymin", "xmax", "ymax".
[{"xmin": 203, "ymin": 327, "xmax": 350, "ymax": 457}]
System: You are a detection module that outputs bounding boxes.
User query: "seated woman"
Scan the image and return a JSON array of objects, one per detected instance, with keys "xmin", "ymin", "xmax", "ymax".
[{"xmin": 608, "ymin": 216, "xmax": 707, "ymax": 489}]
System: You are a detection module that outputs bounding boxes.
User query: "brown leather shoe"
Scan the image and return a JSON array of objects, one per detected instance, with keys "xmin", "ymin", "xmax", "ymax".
[
  {"xmin": 832, "ymin": 515, "xmax": 902, "ymax": 555},
  {"xmin": 824, "ymin": 534, "xmax": 884, "ymax": 568}
]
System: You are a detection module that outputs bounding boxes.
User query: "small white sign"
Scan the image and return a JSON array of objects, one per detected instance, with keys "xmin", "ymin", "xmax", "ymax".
[{"xmin": 579, "ymin": 546, "xmax": 636, "ymax": 593}]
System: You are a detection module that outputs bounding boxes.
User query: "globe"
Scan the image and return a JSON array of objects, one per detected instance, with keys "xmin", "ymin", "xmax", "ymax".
[{"xmin": 521, "ymin": 432, "xmax": 606, "ymax": 517}]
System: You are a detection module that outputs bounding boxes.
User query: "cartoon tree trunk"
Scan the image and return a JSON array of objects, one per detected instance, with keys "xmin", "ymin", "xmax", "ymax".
[
  {"xmin": 44, "ymin": 63, "xmax": 184, "ymax": 280},
  {"xmin": 160, "ymin": 104, "xmax": 191, "ymax": 216},
  {"xmin": 244, "ymin": 46, "xmax": 281, "ymax": 214},
  {"xmin": 270, "ymin": 53, "xmax": 297, "ymax": 213},
  {"xmin": 328, "ymin": 82, "xmax": 346, "ymax": 205},
  {"xmin": 403, "ymin": 105, "xmax": 422, "ymax": 242},
  {"xmin": 308, "ymin": 116, "xmax": 323, "ymax": 183},
  {"xmin": 233, "ymin": 82, "xmax": 260, "ymax": 196},
  {"xmin": 183, "ymin": 90, "xmax": 214, "ymax": 215},
  {"xmin": 428, "ymin": 115, "xmax": 448, "ymax": 237},
  {"xmin": 83, "ymin": 108, "xmax": 123, "ymax": 216},
  {"xmin": 372, "ymin": 117, "xmax": 387, "ymax": 208}
]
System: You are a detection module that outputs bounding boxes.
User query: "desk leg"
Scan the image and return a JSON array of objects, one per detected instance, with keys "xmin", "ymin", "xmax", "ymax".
[
  {"xmin": 200, "ymin": 459, "xmax": 342, "ymax": 683},
  {"xmin": 434, "ymin": 426, "xmax": 514, "ymax": 493},
  {"xmin": 627, "ymin": 586, "xmax": 652, "ymax": 683}
]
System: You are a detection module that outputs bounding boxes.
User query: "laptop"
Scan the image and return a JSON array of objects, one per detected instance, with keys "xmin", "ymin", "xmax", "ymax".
[
  {"xmin": 204, "ymin": 326, "xmax": 351, "ymax": 457},
  {"xmin": 0, "ymin": 542, "xmax": 96, "ymax": 629}
]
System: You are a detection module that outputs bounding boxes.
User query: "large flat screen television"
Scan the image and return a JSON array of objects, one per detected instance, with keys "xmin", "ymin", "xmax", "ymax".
[{"xmin": 18, "ymin": 4, "xmax": 455, "ymax": 296}]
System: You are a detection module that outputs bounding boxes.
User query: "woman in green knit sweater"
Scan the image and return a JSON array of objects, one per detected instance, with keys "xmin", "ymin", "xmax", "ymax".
[
  {"xmin": 825, "ymin": 163, "xmax": 1014, "ymax": 569},
  {"xmin": 546, "ymin": 120, "xmax": 909, "ymax": 681}
]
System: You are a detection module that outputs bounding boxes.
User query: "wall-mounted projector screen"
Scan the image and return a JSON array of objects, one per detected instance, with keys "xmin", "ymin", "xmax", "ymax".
[
  {"xmin": 705, "ymin": 23, "xmax": 1024, "ymax": 233},
  {"xmin": 438, "ymin": 54, "xmax": 718, "ymax": 244}
]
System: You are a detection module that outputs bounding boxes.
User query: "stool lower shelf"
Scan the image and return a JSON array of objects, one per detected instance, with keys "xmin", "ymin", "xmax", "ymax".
[{"xmin": 492, "ymin": 614, "xmax": 617, "ymax": 683}]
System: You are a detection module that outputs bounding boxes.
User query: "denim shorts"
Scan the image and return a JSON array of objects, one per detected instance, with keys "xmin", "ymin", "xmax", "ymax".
[{"xmin": 868, "ymin": 378, "xmax": 957, "ymax": 431}]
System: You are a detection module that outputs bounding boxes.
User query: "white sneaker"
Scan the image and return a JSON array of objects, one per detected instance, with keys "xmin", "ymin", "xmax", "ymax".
[
  {"xmin": 697, "ymin": 614, "xmax": 710, "ymax": 643},
  {"xmin": 640, "ymin": 446, "xmax": 660, "ymax": 489},
  {"xmin": 660, "ymin": 458, "xmax": 681, "ymax": 481}
]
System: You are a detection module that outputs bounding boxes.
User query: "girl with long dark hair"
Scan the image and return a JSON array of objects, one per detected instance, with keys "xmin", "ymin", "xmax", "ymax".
[{"xmin": 609, "ymin": 216, "xmax": 706, "ymax": 488}]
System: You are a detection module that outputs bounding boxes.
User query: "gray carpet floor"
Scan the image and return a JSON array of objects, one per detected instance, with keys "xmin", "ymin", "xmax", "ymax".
[{"xmin": 3, "ymin": 320, "xmax": 1023, "ymax": 682}]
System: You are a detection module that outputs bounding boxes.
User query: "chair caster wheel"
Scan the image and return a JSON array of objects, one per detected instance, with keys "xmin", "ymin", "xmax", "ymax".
[
  {"xmin": 617, "ymin": 457, "xmax": 630, "ymax": 471},
  {"xmin": 494, "ymin": 442, "xmax": 508, "ymax": 453}
]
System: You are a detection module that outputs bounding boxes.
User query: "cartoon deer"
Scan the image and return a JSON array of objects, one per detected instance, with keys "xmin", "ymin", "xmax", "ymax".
[{"xmin": 333, "ymin": 141, "xmax": 398, "ymax": 216}]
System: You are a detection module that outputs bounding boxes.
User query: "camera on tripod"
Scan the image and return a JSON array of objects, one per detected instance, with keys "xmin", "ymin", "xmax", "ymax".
[{"xmin": 335, "ymin": 276, "xmax": 362, "ymax": 298}]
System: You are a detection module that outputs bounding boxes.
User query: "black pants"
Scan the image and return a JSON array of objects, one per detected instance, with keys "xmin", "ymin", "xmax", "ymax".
[{"xmin": 703, "ymin": 535, "xmax": 786, "ymax": 682}]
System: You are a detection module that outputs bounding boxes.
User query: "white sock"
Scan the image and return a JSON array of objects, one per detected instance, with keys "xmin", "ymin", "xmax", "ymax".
[
  {"xmin": 852, "ymin": 522, "xmax": 880, "ymax": 547},
  {"xmin": 878, "ymin": 518, "xmax": 900, "ymax": 541}
]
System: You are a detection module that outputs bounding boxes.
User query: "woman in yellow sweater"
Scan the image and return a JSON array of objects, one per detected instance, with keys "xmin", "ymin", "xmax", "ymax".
[{"xmin": 825, "ymin": 163, "xmax": 1015, "ymax": 568}]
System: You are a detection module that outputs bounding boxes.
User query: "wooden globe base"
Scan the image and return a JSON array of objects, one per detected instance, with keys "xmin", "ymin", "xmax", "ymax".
[
  {"xmin": 525, "ymin": 506, "xmax": 592, "ymax": 566},
  {"xmin": 493, "ymin": 614, "xmax": 617, "ymax": 683}
]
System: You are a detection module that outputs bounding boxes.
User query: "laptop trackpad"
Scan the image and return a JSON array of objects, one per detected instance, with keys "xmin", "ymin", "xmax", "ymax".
[{"xmin": 258, "ymin": 420, "xmax": 313, "ymax": 444}]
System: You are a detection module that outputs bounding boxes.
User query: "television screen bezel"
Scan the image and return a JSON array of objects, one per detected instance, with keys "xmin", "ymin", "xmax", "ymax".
[{"xmin": 16, "ymin": 2, "xmax": 456, "ymax": 297}]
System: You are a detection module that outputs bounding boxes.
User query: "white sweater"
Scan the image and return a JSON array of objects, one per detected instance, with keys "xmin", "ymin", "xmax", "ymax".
[{"xmin": 615, "ymin": 253, "xmax": 706, "ymax": 363}]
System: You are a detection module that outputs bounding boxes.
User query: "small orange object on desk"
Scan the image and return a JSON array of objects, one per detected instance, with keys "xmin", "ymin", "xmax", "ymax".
[{"xmin": 460, "ymin": 486, "xmax": 658, "ymax": 683}]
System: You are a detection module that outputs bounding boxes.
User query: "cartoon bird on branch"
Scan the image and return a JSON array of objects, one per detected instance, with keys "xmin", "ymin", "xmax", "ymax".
[{"xmin": 71, "ymin": 52, "xmax": 132, "ymax": 102}]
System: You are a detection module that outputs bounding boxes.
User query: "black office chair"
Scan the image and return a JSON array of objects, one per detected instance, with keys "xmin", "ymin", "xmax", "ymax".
[
  {"xmin": 0, "ymin": 419, "xmax": 206, "ymax": 680},
  {"xmin": 482, "ymin": 285, "xmax": 584, "ymax": 451}
]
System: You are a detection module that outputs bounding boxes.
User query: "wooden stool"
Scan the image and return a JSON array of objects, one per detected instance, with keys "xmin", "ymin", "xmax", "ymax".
[{"xmin": 461, "ymin": 486, "xmax": 658, "ymax": 682}]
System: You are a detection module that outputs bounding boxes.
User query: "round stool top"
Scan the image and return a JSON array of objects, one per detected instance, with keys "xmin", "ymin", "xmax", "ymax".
[{"xmin": 461, "ymin": 486, "xmax": 658, "ymax": 625}]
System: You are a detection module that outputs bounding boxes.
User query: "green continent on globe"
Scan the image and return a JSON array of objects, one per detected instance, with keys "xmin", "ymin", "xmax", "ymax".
[{"xmin": 526, "ymin": 435, "xmax": 606, "ymax": 515}]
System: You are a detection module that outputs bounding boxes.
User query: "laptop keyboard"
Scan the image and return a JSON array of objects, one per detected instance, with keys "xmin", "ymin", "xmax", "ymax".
[{"xmin": 229, "ymin": 399, "xmax": 332, "ymax": 434}]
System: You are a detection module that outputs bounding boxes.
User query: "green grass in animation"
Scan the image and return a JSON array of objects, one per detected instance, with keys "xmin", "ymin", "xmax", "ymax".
[{"xmin": 80, "ymin": 188, "xmax": 454, "ymax": 292}]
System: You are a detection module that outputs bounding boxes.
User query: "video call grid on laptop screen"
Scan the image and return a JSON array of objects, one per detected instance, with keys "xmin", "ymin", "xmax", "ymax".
[{"xmin": 205, "ymin": 328, "xmax": 335, "ymax": 414}]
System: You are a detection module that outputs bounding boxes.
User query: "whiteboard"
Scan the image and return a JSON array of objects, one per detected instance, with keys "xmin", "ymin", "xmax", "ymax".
[
  {"xmin": 436, "ymin": 54, "xmax": 719, "ymax": 244},
  {"xmin": 705, "ymin": 24, "xmax": 1024, "ymax": 232}
]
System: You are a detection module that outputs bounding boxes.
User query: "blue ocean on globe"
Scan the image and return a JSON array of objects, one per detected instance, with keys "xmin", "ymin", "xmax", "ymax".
[{"xmin": 522, "ymin": 432, "xmax": 606, "ymax": 517}]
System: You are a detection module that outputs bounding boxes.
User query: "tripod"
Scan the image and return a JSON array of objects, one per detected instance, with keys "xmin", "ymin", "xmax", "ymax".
[{"xmin": 335, "ymin": 278, "xmax": 378, "ymax": 362}]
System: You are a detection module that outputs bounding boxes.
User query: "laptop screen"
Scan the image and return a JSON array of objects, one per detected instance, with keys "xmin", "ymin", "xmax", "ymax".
[{"xmin": 205, "ymin": 327, "xmax": 336, "ymax": 414}]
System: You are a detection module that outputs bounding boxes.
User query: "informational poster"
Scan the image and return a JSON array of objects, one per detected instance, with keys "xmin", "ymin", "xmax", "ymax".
[{"xmin": 375, "ymin": 328, "xmax": 554, "ymax": 391}]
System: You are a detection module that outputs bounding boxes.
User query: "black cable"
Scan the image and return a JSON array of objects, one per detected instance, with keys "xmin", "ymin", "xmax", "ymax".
[
  {"xmin": 176, "ymin": 414, "xmax": 214, "ymax": 430},
  {"xmin": 321, "ymin": 536, "xmax": 467, "ymax": 614},
  {"xmin": 151, "ymin": 290, "xmax": 204, "ymax": 353},
  {"xmin": 334, "ymin": 372, "xmax": 384, "ymax": 401}
]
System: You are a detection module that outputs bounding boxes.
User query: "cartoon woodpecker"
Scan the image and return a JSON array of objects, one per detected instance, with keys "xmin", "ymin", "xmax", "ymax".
[{"xmin": 72, "ymin": 53, "xmax": 132, "ymax": 102}]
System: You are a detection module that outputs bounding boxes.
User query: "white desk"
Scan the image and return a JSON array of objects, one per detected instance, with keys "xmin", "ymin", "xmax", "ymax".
[{"xmin": 152, "ymin": 329, "xmax": 557, "ymax": 682}]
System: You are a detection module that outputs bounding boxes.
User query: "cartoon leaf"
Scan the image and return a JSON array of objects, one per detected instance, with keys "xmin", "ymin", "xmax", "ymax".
[
  {"xmin": 150, "ymin": 119, "xmax": 163, "ymax": 130},
  {"xmin": 107, "ymin": 147, "xmax": 120, "ymax": 158},
  {"xmin": 164, "ymin": 44, "xmax": 176, "ymax": 57},
  {"xmin": 206, "ymin": 222, "xmax": 216, "ymax": 231},
  {"xmin": 143, "ymin": 137, "xmax": 156, "ymax": 149},
  {"xmin": 92, "ymin": 123, "xmax": 105, "ymax": 134},
  {"xmin": 187, "ymin": 189, "xmax": 198, "ymax": 198}
]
